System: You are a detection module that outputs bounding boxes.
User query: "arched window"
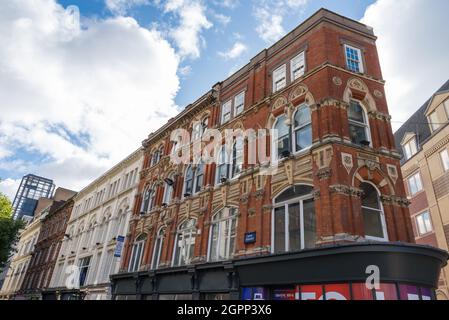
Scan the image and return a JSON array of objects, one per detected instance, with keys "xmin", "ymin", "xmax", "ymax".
[
  {"xmin": 141, "ymin": 185, "xmax": 155, "ymax": 214},
  {"xmin": 293, "ymin": 104, "xmax": 312, "ymax": 152},
  {"xmin": 273, "ymin": 114, "xmax": 291, "ymax": 159},
  {"xmin": 208, "ymin": 207, "xmax": 238, "ymax": 262},
  {"xmin": 231, "ymin": 137, "xmax": 244, "ymax": 178},
  {"xmin": 129, "ymin": 234, "xmax": 147, "ymax": 272},
  {"xmin": 150, "ymin": 150, "xmax": 159, "ymax": 167},
  {"xmin": 184, "ymin": 164, "xmax": 204, "ymax": 197},
  {"xmin": 194, "ymin": 163, "xmax": 204, "ymax": 194},
  {"xmin": 184, "ymin": 165, "xmax": 194, "ymax": 196},
  {"xmin": 216, "ymin": 144, "xmax": 230, "ymax": 184},
  {"xmin": 348, "ymin": 100, "xmax": 371, "ymax": 146},
  {"xmin": 361, "ymin": 182, "xmax": 388, "ymax": 241},
  {"xmin": 151, "ymin": 228, "xmax": 165, "ymax": 270},
  {"xmin": 173, "ymin": 219, "xmax": 197, "ymax": 266},
  {"xmin": 163, "ymin": 174, "xmax": 174, "ymax": 205},
  {"xmin": 272, "ymin": 185, "xmax": 316, "ymax": 253}
]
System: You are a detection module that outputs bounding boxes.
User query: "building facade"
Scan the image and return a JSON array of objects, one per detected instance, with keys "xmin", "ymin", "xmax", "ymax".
[
  {"xmin": 111, "ymin": 9, "xmax": 448, "ymax": 300},
  {"xmin": 12, "ymin": 174, "xmax": 55, "ymax": 221},
  {"xmin": 20, "ymin": 188, "xmax": 76, "ymax": 299},
  {"xmin": 394, "ymin": 79, "xmax": 449, "ymax": 300},
  {"xmin": 0, "ymin": 198, "xmax": 49, "ymax": 299},
  {"xmin": 47, "ymin": 148, "xmax": 143, "ymax": 300}
]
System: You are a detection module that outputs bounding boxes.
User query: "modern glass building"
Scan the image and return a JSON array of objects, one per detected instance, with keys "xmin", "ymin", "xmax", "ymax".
[{"xmin": 12, "ymin": 174, "xmax": 55, "ymax": 220}]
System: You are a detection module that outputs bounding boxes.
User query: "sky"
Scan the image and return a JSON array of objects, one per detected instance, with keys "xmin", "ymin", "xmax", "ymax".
[{"xmin": 0, "ymin": 0, "xmax": 448, "ymax": 200}]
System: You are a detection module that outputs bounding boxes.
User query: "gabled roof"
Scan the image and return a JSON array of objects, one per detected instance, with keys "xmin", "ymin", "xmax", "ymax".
[{"xmin": 394, "ymin": 79, "xmax": 449, "ymax": 165}]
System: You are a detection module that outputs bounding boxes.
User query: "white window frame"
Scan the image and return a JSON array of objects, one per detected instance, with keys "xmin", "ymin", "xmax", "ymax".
[
  {"xmin": 151, "ymin": 229, "xmax": 165, "ymax": 270},
  {"xmin": 272, "ymin": 114, "xmax": 291, "ymax": 161},
  {"xmin": 221, "ymin": 100, "xmax": 232, "ymax": 124},
  {"xmin": 348, "ymin": 100, "xmax": 371, "ymax": 147},
  {"xmin": 163, "ymin": 175, "xmax": 174, "ymax": 205},
  {"xmin": 207, "ymin": 208, "xmax": 238, "ymax": 262},
  {"xmin": 444, "ymin": 99, "xmax": 449, "ymax": 119},
  {"xmin": 416, "ymin": 211, "xmax": 433, "ymax": 235},
  {"xmin": 407, "ymin": 172, "xmax": 423, "ymax": 196},
  {"xmin": 292, "ymin": 104, "xmax": 312, "ymax": 153},
  {"xmin": 215, "ymin": 144, "xmax": 230, "ymax": 185},
  {"xmin": 440, "ymin": 149, "xmax": 449, "ymax": 172},
  {"xmin": 234, "ymin": 91, "xmax": 245, "ymax": 116},
  {"xmin": 128, "ymin": 235, "xmax": 146, "ymax": 272},
  {"xmin": 290, "ymin": 51, "xmax": 305, "ymax": 81},
  {"xmin": 172, "ymin": 219, "xmax": 197, "ymax": 267},
  {"xmin": 273, "ymin": 64, "xmax": 286, "ymax": 93},
  {"xmin": 429, "ymin": 111, "xmax": 441, "ymax": 131},
  {"xmin": 403, "ymin": 137, "xmax": 418, "ymax": 160},
  {"xmin": 231, "ymin": 138, "xmax": 244, "ymax": 179},
  {"xmin": 344, "ymin": 44, "xmax": 364, "ymax": 73},
  {"xmin": 361, "ymin": 182, "xmax": 389, "ymax": 242}
]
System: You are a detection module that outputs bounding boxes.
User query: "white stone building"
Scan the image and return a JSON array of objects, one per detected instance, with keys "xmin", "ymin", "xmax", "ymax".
[{"xmin": 49, "ymin": 148, "xmax": 143, "ymax": 300}]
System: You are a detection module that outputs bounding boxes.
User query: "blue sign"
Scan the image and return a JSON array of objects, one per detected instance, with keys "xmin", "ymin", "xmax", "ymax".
[
  {"xmin": 114, "ymin": 235, "xmax": 125, "ymax": 257},
  {"xmin": 244, "ymin": 232, "xmax": 256, "ymax": 244}
]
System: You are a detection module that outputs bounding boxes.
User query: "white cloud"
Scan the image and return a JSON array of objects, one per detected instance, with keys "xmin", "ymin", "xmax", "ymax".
[
  {"xmin": 253, "ymin": 0, "xmax": 308, "ymax": 43},
  {"xmin": 164, "ymin": 0, "xmax": 212, "ymax": 59},
  {"xmin": 0, "ymin": 178, "xmax": 20, "ymax": 201},
  {"xmin": 213, "ymin": 13, "xmax": 231, "ymax": 27},
  {"xmin": 105, "ymin": 0, "xmax": 150, "ymax": 15},
  {"xmin": 361, "ymin": 0, "xmax": 449, "ymax": 131},
  {"xmin": 213, "ymin": 0, "xmax": 239, "ymax": 9},
  {"xmin": 0, "ymin": 0, "xmax": 180, "ymax": 195},
  {"xmin": 218, "ymin": 41, "xmax": 247, "ymax": 60},
  {"xmin": 179, "ymin": 65, "xmax": 192, "ymax": 77}
]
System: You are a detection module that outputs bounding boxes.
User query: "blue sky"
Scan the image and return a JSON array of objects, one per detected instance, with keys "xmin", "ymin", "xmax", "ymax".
[
  {"xmin": 0, "ymin": 0, "xmax": 448, "ymax": 200},
  {"xmin": 58, "ymin": 0, "xmax": 376, "ymax": 108}
]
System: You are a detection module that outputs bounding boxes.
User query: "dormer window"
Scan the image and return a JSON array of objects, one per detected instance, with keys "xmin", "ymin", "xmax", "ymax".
[
  {"xmin": 344, "ymin": 44, "xmax": 364, "ymax": 73},
  {"xmin": 429, "ymin": 111, "xmax": 441, "ymax": 131},
  {"xmin": 403, "ymin": 137, "xmax": 418, "ymax": 160}
]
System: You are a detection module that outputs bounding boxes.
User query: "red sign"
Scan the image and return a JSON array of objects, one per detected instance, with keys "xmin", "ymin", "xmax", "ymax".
[{"xmin": 324, "ymin": 284, "xmax": 351, "ymax": 300}]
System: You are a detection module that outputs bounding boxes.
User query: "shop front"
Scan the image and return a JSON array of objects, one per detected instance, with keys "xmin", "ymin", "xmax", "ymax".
[{"xmin": 111, "ymin": 242, "xmax": 448, "ymax": 300}]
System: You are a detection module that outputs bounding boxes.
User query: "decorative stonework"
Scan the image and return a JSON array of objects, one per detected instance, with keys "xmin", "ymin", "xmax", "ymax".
[
  {"xmin": 348, "ymin": 78, "xmax": 368, "ymax": 93},
  {"xmin": 248, "ymin": 208, "xmax": 256, "ymax": 217},
  {"xmin": 316, "ymin": 168, "xmax": 332, "ymax": 180},
  {"xmin": 272, "ymin": 96, "xmax": 288, "ymax": 111},
  {"xmin": 373, "ymin": 90, "xmax": 383, "ymax": 98},
  {"xmin": 332, "ymin": 76, "xmax": 342, "ymax": 86},
  {"xmin": 313, "ymin": 146, "xmax": 333, "ymax": 169},
  {"xmin": 329, "ymin": 185, "xmax": 363, "ymax": 197},
  {"xmin": 255, "ymin": 189, "xmax": 265, "ymax": 200},
  {"xmin": 341, "ymin": 153, "xmax": 354, "ymax": 174},
  {"xmin": 288, "ymin": 84, "xmax": 307, "ymax": 102},
  {"xmin": 239, "ymin": 193, "xmax": 250, "ymax": 204},
  {"xmin": 380, "ymin": 195, "xmax": 410, "ymax": 208},
  {"xmin": 387, "ymin": 164, "xmax": 399, "ymax": 184},
  {"xmin": 313, "ymin": 189, "xmax": 321, "ymax": 200},
  {"xmin": 283, "ymin": 159, "xmax": 294, "ymax": 185}
]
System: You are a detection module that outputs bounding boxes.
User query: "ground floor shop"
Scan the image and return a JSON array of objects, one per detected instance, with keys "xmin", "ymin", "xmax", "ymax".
[{"xmin": 111, "ymin": 243, "xmax": 448, "ymax": 300}]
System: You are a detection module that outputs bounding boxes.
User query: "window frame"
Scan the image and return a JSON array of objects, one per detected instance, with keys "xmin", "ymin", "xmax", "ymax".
[
  {"xmin": 272, "ymin": 114, "xmax": 291, "ymax": 161},
  {"xmin": 403, "ymin": 137, "xmax": 418, "ymax": 160},
  {"xmin": 407, "ymin": 172, "xmax": 423, "ymax": 196},
  {"xmin": 163, "ymin": 175, "xmax": 174, "ymax": 205},
  {"xmin": 347, "ymin": 100, "xmax": 371, "ymax": 147},
  {"xmin": 416, "ymin": 211, "xmax": 433, "ymax": 236},
  {"xmin": 360, "ymin": 182, "xmax": 389, "ymax": 242},
  {"xmin": 128, "ymin": 234, "xmax": 146, "ymax": 272},
  {"xmin": 215, "ymin": 144, "xmax": 230, "ymax": 185},
  {"xmin": 172, "ymin": 219, "xmax": 197, "ymax": 267},
  {"xmin": 292, "ymin": 104, "xmax": 312, "ymax": 153},
  {"xmin": 150, "ymin": 229, "xmax": 165, "ymax": 270},
  {"xmin": 344, "ymin": 44, "xmax": 364, "ymax": 73},
  {"xmin": 271, "ymin": 187, "xmax": 315, "ymax": 254},
  {"xmin": 272, "ymin": 64, "xmax": 287, "ymax": 93},
  {"xmin": 221, "ymin": 100, "xmax": 232, "ymax": 124},
  {"xmin": 440, "ymin": 149, "xmax": 449, "ymax": 172},
  {"xmin": 234, "ymin": 91, "xmax": 245, "ymax": 116},
  {"xmin": 290, "ymin": 51, "xmax": 305, "ymax": 81},
  {"xmin": 207, "ymin": 208, "xmax": 238, "ymax": 262},
  {"xmin": 429, "ymin": 111, "xmax": 441, "ymax": 132}
]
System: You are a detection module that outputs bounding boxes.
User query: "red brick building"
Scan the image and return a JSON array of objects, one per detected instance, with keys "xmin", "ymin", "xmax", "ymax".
[
  {"xmin": 20, "ymin": 189, "xmax": 76, "ymax": 299},
  {"xmin": 111, "ymin": 9, "xmax": 448, "ymax": 300}
]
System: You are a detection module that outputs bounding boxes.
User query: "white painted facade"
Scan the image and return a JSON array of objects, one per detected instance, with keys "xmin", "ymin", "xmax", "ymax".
[{"xmin": 49, "ymin": 148, "xmax": 143, "ymax": 300}]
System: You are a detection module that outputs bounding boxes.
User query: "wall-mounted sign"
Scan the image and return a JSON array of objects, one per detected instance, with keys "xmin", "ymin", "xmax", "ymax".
[
  {"xmin": 114, "ymin": 235, "xmax": 125, "ymax": 257},
  {"xmin": 244, "ymin": 232, "xmax": 256, "ymax": 244}
]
